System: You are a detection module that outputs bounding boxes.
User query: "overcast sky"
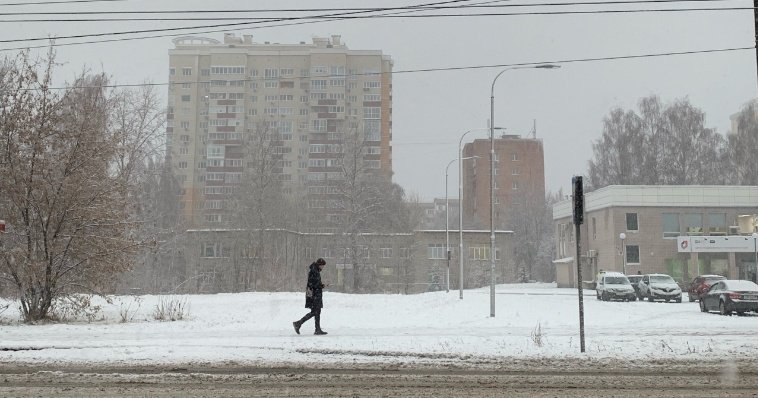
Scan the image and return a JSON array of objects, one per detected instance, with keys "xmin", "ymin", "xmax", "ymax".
[{"xmin": 2, "ymin": 0, "xmax": 756, "ymax": 201}]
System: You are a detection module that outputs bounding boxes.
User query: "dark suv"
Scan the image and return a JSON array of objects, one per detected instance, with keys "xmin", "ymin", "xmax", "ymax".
[{"xmin": 688, "ymin": 274, "xmax": 726, "ymax": 302}]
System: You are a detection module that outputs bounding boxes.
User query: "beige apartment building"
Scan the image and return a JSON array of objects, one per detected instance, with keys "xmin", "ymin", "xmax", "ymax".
[
  {"xmin": 461, "ymin": 135, "xmax": 545, "ymax": 228},
  {"xmin": 167, "ymin": 34, "xmax": 393, "ymax": 227},
  {"xmin": 553, "ymin": 185, "xmax": 758, "ymax": 288}
]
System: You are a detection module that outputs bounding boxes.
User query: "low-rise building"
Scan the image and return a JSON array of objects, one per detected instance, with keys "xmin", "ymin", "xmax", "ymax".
[
  {"xmin": 178, "ymin": 228, "xmax": 512, "ymax": 294},
  {"xmin": 553, "ymin": 185, "xmax": 758, "ymax": 288}
]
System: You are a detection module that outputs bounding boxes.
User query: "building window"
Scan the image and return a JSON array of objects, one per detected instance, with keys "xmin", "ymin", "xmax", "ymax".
[
  {"xmin": 512, "ymin": 181, "xmax": 519, "ymax": 190},
  {"xmin": 380, "ymin": 247, "xmax": 393, "ymax": 258},
  {"xmin": 662, "ymin": 213, "xmax": 680, "ymax": 238},
  {"xmin": 363, "ymin": 107, "xmax": 380, "ymax": 119},
  {"xmin": 511, "ymin": 152, "xmax": 519, "ymax": 161},
  {"xmin": 182, "ymin": 67, "xmax": 192, "ymax": 76},
  {"xmin": 512, "ymin": 167, "xmax": 520, "ymax": 176},
  {"xmin": 469, "ymin": 246, "xmax": 489, "ymax": 260},
  {"xmin": 201, "ymin": 243, "xmax": 229, "ymax": 258},
  {"xmin": 684, "ymin": 213, "xmax": 703, "ymax": 235},
  {"xmin": 427, "ymin": 244, "xmax": 446, "ymax": 260},
  {"xmin": 311, "ymin": 80, "xmax": 327, "ymax": 91},
  {"xmin": 181, "ymin": 95, "xmax": 191, "ymax": 102},
  {"xmin": 708, "ymin": 213, "xmax": 727, "ymax": 235},
  {"xmin": 626, "ymin": 245, "xmax": 640, "ymax": 264},
  {"xmin": 626, "ymin": 213, "xmax": 638, "ymax": 231}
]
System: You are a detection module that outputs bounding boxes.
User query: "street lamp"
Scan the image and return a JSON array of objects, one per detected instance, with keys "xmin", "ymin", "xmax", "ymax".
[
  {"xmin": 752, "ymin": 232, "xmax": 757, "ymax": 282},
  {"xmin": 446, "ymin": 157, "xmax": 477, "ymax": 294},
  {"xmin": 619, "ymin": 232, "xmax": 627, "ymax": 275},
  {"xmin": 458, "ymin": 128, "xmax": 501, "ymax": 300},
  {"xmin": 490, "ymin": 64, "xmax": 560, "ymax": 317}
]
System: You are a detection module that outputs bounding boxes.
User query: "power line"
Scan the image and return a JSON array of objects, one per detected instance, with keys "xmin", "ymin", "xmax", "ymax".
[
  {"xmin": 0, "ymin": 0, "xmax": 741, "ymax": 15},
  {"xmin": 24, "ymin": 45, "xmax": 755, "ymax": 90},
  {"xmin": 0, "ymin": 0, "xmax": 498, "ymax": 50},
  {"xmin": 1, "ymin": 6, "xmax": 753, "ymax": 22},
  {"xmin": 0, "ymin": 1, "xmax": 747, "ymax": 49},
  {"xmin": 0, "ymin": 0, "xmax": 480, "ymax": 44},
  {"xmin": 0, "ymin": 0, "xmax": 127, "ymax": 6},
  {"xmin": 0, "ymin": 0, "xmax": 752, "ymax": 43}
]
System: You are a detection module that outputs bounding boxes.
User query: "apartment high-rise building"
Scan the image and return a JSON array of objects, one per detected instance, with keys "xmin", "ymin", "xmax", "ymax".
[
  {"xmin": 462, "ymin": 135, "xmax": 545, "ymax": 228},
  {"xmin": 166, "ymin": 34, "xmax": 393, "ymax": 227}
]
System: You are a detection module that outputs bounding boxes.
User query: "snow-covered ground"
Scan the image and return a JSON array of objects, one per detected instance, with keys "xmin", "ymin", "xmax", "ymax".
[{"xmin": 1, "ymin": 283, "xmax": 757, "ymax": 367}]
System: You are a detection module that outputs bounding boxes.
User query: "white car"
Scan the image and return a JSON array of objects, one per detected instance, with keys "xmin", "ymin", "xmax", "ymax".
[
  {"xmin": 596, "ymin": 272, "xmax": 637, "ymax": 301},
  {"xmin": 638, "ymin": 273, "xmax": 682, "ymax": 303}
]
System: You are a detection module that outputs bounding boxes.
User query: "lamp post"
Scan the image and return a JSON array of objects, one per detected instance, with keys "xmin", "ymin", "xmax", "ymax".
[
  {"xmin": 489, "ymin": 64, "xmax": 560, "ymax": 317},
  {"xmin": 619, "ymin": 232, "xmax": 627, "ymax": 275},
  {"xmin": 752, "ymin": 232, "xmax": 758, "ymax": 282},
  {"xmin": 458, "ymin": 128, "xmax": 500, "ymax": 299},
  {"xmin": 445, "ymin": 159, "xmax": 457, "ymax": 294},
  {"xmin": 446, "ymin": 157, "xmax": 477, "ymax": 294}
]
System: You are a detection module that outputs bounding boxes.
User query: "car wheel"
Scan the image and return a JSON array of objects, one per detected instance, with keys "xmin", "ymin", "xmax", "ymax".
[
  {"xmin": 596, "ymin": 292, "xmax": 600, "ymax": 300},
  {"xmin": 688, "ymin": 294, "xmax": 695, "ymax": 302},
  {"xmin": 601, "ymin": 292, "xmax": 608, "ymax": 301},
  {"xmin": 647, "ymin": 293, "xmax": 654, "ymax": 302},
  {"xmin": 719, "ymin": 300, "xmax": 732, "ymax": 316},
  {"xmin": 665, "ymin": 298, "xmax": 670, "ymax": 302},
  {"xmin": 700, "ymin": 300, "xmax": 708, "ymax": 312},
  {"xmin": 630, "ymin": 296, "xmax": 637, "ymax": 302},
  {"xmin": 675, "ymin": 297, "xmax": 682, "ymax": 303},
  {"xmin": 737, "ymin": 311, "xmax": 746, "ymax": 316}
]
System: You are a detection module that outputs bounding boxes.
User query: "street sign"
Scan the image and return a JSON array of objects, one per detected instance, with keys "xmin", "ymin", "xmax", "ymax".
[{"xmin": 677, "ymin": 236, "xmax": 756, "ymax": 253}]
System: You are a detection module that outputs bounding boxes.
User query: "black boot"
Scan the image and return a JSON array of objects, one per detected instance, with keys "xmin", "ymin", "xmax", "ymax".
[
  {"xmin": 314, "ymin": 312, "xmax": 325, "ymax": 335},
  {"xmin": 293, "ymin": 321, "xmax": 301, "ymax": 335}
]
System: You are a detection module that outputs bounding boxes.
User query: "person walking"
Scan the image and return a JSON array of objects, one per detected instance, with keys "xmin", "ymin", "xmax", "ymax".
[{"xmin": 293, "ymin": 258, "xmax": 328, "ymax": 335}]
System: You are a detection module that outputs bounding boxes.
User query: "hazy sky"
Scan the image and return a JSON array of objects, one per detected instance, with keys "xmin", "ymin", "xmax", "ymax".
[{"xmin": 2, "ymin": 0, "xmax": 756, "ymax": 200}]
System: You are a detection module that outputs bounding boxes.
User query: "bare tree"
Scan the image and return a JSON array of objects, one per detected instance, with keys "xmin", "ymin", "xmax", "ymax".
[
  {"xmin": 588, "ymin": 95, "xmax": 726, "ymax": 189},
  {"xmin": 505, "ymin": 188, "xmax": 553, "ymax": 282},
  {"xmin": 227, "ymin": 120, "xmax": 294, "ymax": 291},
  {"xmin": 726, "ymin": 101, "xmax": 758, "ymax": 184},
  {"xmin": 659, "ymin": 98, "xmax": 726, "ymax": 185},
  {"xmin": 0, "ymin": 50, "xmax": 150, "ymax": 322}
]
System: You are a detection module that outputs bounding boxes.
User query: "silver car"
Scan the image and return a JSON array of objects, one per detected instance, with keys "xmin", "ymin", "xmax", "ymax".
[{"xmin": 638, "ymin": 273, "xmax": 682, "ymax": 303}]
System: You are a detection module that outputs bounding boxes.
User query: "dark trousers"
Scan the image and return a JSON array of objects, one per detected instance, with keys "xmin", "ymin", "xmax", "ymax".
[{"xmin": 298, "ymin": 308, "xmax": 322, "ymax": 330}]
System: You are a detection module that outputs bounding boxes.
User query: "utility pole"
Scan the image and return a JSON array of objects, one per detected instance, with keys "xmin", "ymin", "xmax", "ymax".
[{"xmin": 755, "ymin": 0, "xmax": 758, "ymax": 82}]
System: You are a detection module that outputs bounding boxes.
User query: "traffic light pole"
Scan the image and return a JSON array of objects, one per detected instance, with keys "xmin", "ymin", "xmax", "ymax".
[{"xmin": 572, "ymin": 176, "xmax": 586, "ymax": 353}]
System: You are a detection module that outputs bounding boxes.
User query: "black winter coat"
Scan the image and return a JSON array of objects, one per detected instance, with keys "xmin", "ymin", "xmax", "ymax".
[{"xmin": 305, "ymin": 262, "xmax": 324, "ymax": 309}]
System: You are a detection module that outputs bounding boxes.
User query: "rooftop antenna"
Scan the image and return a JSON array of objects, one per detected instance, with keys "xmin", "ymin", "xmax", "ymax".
[{"xmin": 531, "ymin": 119, "xmax": 537, "ymax": 139}]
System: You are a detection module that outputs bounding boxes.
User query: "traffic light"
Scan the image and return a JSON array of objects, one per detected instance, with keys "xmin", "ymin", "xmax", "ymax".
[{"xmin": 572, "ymin": 176, "xmax": 584, "ymax": 225}]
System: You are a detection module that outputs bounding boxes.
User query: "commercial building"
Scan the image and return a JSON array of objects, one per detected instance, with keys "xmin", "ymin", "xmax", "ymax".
[
  {"xmin": 461, "ymin": 135, "xmax": 545, "ymax": 228},
  {"xmin": 553, "ymin": 185, "xmax": 758, "ymax": 288},
  {"xmin": 166, "ymin": 34, "xmax": 393, "ymax": 227}
]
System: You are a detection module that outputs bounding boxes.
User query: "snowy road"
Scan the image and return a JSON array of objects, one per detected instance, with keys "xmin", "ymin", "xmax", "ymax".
[{"xmin": 0, "ymin": 362, "xmax": 757, "ymax": 397}]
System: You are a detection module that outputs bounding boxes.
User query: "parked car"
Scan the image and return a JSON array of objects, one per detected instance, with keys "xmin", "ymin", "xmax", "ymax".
[
  {"xmin": 687, "ymin": 274, "xmax": 726, "ymax": 302},
  {"xmin": 596, "ymin": 272, "xmax": 637, "ymax": 301},
  {"xmin": 700, "ymin": 279, "xmax": 758, "ymax": 315},
  {"xmin": 627, "ymin": 275, "xmax": 643, "ymax": 296},
  {"xmin": 638, "ymin": 273, "xmax": 682, "ymax": 302}
]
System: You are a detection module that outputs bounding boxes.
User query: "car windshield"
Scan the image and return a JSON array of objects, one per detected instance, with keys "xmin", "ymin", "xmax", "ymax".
[
  {"xmin": 650, "ymin": 275, "xmax": 675, "ymax": 283},
  {"xmin": 605, "ymin": 276, "xmax": 629, "ymax": 284},
  {"xmin": 627, "ymin": 276, "xmax": 642, "ymax": 282},
  {"xmin": 724, "ymin": 280, "xmax": 758, "ymax": 291}
]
